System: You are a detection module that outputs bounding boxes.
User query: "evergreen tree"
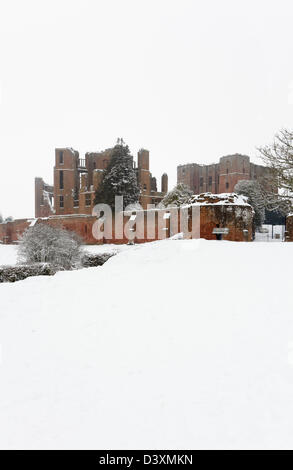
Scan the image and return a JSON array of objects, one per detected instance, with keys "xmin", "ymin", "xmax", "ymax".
[{"xmin": 94, "ymin": 141, "xmax": 140, "ymax": 209}]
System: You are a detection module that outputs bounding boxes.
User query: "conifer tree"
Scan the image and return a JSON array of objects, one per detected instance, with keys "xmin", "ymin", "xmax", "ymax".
[{"xmin": 94, "ymin": 140, "xmax": 140, "ymax": 209}]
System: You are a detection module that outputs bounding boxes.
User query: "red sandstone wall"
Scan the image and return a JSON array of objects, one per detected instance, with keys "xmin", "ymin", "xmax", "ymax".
[
  {"xmin": 286, "ymin": 216, "xmax": 293, "ymax": 241},
  {"xmin": 218, "ymin": 155, "xmax": 250, "ymax": 193},
  {"xmin": 198, "ymin": 205, "xmax": 253, "ymax": 241},
  {"xmin": 35, "ymin": 178, "xmax": 54, "ymax": 218},
  {"xmin": 0, "ymin": 219, "xmax": 32, "ymax": 244},
  {"xmin": 0, "ymin": 205, "xmax": 253, "ymax": 246},
  {"xmin": 54, "ymin": 148, "xmax": 79, "ymax": 216}
]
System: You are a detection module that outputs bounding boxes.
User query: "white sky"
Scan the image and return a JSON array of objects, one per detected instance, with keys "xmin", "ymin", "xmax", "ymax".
[{"xmin": 1, "ymin": 0, "xmax": 293, "ymax": 219}]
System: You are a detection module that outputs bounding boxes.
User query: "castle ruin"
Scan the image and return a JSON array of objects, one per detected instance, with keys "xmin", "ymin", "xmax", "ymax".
[
  {"xmin": 177, "ymin": 154, "xmax": 269, "ymax": 194},
  {"xmin": 35, "ymin": 147, "xmax": 168, "ymax": 218}
]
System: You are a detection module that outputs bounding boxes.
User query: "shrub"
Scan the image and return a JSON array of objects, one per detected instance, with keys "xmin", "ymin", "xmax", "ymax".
[
  {"xmin": 161, "ymin": 183, "xmax": 193, "ymax": 207},
  {"xmin": 0, "ymin": 264, "xmax": 56, "ymax": 283},
  {"xmin": 82, "ymin": 252, "xmax": 114, "ymax": 268},
  {"xmin": 18, "ymin": 224, "xmax": 83, "ymax": 270}
]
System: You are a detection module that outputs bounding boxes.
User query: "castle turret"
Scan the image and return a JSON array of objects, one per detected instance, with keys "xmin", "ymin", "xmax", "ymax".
[
  {"xmin": 137, "ymin": 148, "xmax": 149, "ymax": 171},
  {"xmin": 161, "ymin": 173, "xmax": 168, "ymax": 194},
  {"xmin": 137, "ymin": 149, "xmax": 151, "ymax": 209},
  {"xmin": 54, "ymin": 148, "xmax": 80, "ymax": 215}
]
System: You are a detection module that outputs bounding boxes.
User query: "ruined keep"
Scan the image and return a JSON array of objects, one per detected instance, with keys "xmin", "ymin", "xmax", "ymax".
[{"xmin": 177, "ymin": 154, "xmax": 270, "ymax": 194}]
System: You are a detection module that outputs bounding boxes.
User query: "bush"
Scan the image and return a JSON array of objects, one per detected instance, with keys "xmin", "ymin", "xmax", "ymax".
[
  {"xmin": 82, "ymin": 252, "xmax": 114, "ymax": 268},
  {"xmin": 0, "ymin": 263, "xmax": 56, "ymax": 283},
  {"xmin": 18, "ymin": 224, "xmax": 83, "ymax": 270}
]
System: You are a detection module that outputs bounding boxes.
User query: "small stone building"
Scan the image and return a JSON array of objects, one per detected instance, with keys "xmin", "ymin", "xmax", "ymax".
[{"xmin": 186, "ymin": 193, "xmax": 253, "ymax": 241}]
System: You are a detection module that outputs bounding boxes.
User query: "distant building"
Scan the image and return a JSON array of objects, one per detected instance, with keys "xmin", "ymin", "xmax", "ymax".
[
  {"xmin": 177, "ymin": 154, "xmax": 270, "ymax": 194},
  {"xmin": 35, "ymin": 146, "xmax": 168, "ymax": 218}
]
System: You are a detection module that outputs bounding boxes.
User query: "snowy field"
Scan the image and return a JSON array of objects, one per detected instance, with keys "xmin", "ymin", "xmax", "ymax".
[{"xmin": 1, "ymin": 239, "xmax": 293, "ymax": 449}]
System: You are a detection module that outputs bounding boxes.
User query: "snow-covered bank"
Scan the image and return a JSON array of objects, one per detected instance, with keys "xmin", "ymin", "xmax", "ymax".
[
  {"xmin": 1, "ymin": 239, "xmax": 293, "ymax": 449},
  {"xmin": 0, "ymin": 243, "xmax": 132, "ymax": 267},
  {"xmin": 0, "ymin": 244, "xmax": 18, "ymax": 266}
]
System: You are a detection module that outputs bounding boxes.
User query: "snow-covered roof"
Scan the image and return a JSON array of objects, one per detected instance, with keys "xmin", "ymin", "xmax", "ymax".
[
  {"xmin": 123, "ymin": 193, "xmax": 251, "ymax": 216},
  {"xmin": 39, "ymin": 214, "xmax": 94, "ymax": 221},
  {"xmin": 188, "ymin": 192, "xmax": 250, "ymax": 207}
]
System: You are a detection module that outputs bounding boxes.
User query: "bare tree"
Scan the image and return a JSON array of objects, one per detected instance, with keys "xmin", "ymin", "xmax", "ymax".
[{"xmin": 258, "ymin": 128, "xmax": 293, "ymax": 214}]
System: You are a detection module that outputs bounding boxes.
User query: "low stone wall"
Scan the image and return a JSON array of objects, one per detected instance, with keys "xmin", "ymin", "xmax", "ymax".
[{"xmin": 0, "ymin": 203, "xmax": 253, "ymax": 245}]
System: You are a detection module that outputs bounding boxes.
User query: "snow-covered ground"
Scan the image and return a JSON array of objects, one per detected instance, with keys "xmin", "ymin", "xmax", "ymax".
[
  {"xmin": 255, "ymin": 225, "xmax": 285, "ymax": 242},
  {"xmin": 0, "ymin": 244, "xmax": 18, "ymax": 266},
  {"xmin": 0, "ymin": 243, "xmax": 132, "ymax": 267},
  {"xmin": 84, "ymin": 243, "xmax": 133, "ymax": 256},
  {"xmin": 1, "ymin": 239, "xmax": 293, "ymax": 449}
]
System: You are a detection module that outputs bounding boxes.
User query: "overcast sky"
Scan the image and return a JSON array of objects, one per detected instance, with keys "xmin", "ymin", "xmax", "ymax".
[{"xmin": 1, "ymin": 0, "xmax": 293, "ymax": 219}]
